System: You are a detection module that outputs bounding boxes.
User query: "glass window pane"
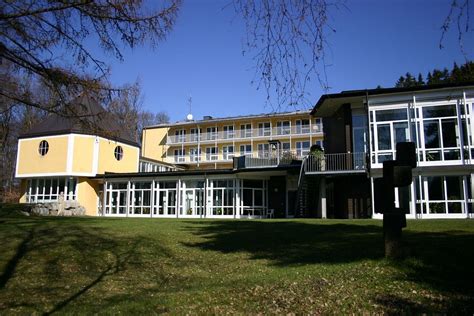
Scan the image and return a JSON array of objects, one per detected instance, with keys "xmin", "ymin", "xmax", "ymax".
[
  {"xmin": 377, "ymin": 124, "xmax": 391, "ymax": 150},
  {"xmin": 446, "ymin": 176, "xmax": 463, "ymax": 200},
  {"xmin": 255, "ymin": 190, "xmax": 263, "ymax": 206},
  {"xmin": 427, "ymin": 176, "xmax": 444, "ymax": 200},
  {"xmin": 394, "ymin": 122, "xmax": 409, "ymax": 144},
  {"xmin": 424, "ymin": 121, "xmax": 440, "ymax": 148},
  {"xmin": 375, "ymin": 109, "xmax": 407, "ymax": 121},
  {"xmin": 441, "ymin": 119, "xmax": 458, "ymax": 147},
  {"xmin": 422, "ymin": 105, "xmax": 456, "ymax": 118}
]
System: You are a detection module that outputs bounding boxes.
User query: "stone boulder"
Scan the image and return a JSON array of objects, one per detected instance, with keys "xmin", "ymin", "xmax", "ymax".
[{"xmin": 30, "ymin": 201, "xmax": 86, "ymax": 216}]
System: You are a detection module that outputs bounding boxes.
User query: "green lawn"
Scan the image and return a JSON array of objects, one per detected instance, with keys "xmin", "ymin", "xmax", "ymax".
[{"xmin": 0, "ymin": 205, "xmax": 473, "ymax": 314}]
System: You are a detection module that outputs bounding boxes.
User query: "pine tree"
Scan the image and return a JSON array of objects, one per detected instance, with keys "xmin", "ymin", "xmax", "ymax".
[
  {"xmin": 394, "ymin": 61, "xmax": 474, "ymax": 87},
  {"xmin": 451, "ymin": 62, "xmax": 461, "ymax": 82},
  {"xmin": 417, "ymin": 73, "xmax": 424, "ymax": 85},
  {"xmin": 395, "ymin": 76, "xmax": 406, "ymax": 88},
  {"xmin": 427, "ymin": 72, "xmax": 433, "ymax": 85}
]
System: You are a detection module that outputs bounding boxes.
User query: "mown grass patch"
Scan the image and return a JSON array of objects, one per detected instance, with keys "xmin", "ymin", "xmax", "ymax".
[{"xmin": 0, "ymin": 204, "xmax": 473, "ymax": 314}]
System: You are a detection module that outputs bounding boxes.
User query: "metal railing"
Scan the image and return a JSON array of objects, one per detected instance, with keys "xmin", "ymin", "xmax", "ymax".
[
  {"xmin": 304, "ymin": 152, "xmax": 367, "ymax": 173},
  {"xmin": 166, "ymin": 125, "xmax": 323, "ymax": 144},
  {"xmin": 168, "ymin": 150, "xmax": 304, "ymax": 164},
  {"xmin": 235, "ymin": 150, "xmax": 302, "ymax": 169},
  {"xmin": 244, "ymin": 157, "xmax": 279, "ymax": 168}
]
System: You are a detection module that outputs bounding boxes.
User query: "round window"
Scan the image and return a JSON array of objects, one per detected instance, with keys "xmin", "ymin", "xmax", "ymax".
[
  {"xmin": 114, "ymin": 146, "xmax": 123, "ymax": 161},
  {"xmin": 38, "ymin": 140, "xmax": 49, "ymax": 156}
]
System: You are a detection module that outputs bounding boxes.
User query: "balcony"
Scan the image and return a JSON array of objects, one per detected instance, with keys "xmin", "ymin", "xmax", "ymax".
[
  {"xmin": 234, "ymin": 151, "xmax": 302, "ymax": 169},
  {"xmin": 303, "ymin": 152, "xmax": 367, "ymax": 174},
  {"xmin": 166, "ymin": 125, "xmax": 323, "ymax": 145},
  {"xmin": 168, "ymin": 150, "xmax": 305, "ymax": 166}
]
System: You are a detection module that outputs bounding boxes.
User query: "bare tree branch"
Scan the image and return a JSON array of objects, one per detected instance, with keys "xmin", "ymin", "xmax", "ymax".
[
  {"xmin": 0, "ymin": 0, "xmax": 181, "ymax": 114},
  {"xmin": 234, "ymin": 0, "xmax": 342, "ymax": 111},
  {"xmin": 440, "ymin": 0, "xmax": 472, "ymax": 59}
]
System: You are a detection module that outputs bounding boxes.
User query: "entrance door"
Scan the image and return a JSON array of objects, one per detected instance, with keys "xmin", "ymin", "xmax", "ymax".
[
  {"xmin": 183, "ymin": 189, "xmax": 195, "ymax": 216},
  {"xmin": 166, "ymin": 190, "xmax": 176, "ymax": 215},
  {"xmin": 268, "ymin": 176, "xmax": 286, "ymax": 217},
  {"xmin": 182, "ymin": 189, "xmax": 205, "ymax": 217},
  {"xmin": 108, "ymin": 190, "xmax": 126, "ymax": 216}
]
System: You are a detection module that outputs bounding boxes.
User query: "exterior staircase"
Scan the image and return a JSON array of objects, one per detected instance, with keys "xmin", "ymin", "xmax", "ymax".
[{"xmin": 295, "ymin": 158, "xmax": 320, "ymax": 217}]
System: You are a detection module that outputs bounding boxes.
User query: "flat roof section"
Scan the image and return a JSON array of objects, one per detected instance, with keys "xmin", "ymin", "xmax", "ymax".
[
  {"xmin": 144, "ymin": 109, "xmax": 312, "ymax": 129},
  {"xmin": 311, "ymin": 81, "xmax": 474, "ymax": 116},
  {"xmin": 95, "ymin": 164, "xmax": 301, "ymax": 179}
]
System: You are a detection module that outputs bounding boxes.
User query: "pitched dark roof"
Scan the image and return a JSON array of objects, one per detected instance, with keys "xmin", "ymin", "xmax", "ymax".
[{"xmin": 19, "ymin": 94, "xmax": 138, "ymax": 147}]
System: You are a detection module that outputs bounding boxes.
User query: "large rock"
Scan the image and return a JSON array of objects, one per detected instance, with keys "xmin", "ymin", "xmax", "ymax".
[{"xmin": 30, "ymin": 201, "xmax": 85, "ymax": 216}]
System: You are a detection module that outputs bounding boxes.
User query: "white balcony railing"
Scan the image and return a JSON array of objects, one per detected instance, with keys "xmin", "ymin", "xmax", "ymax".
[
  {"xmin": 167, "ymin": 124, "xmax": 323, "ymax": 145},
  {"xmin": 304, "ymin": 152, "xmax": 367, "ymax": 173},
  {"xmin": 169, "ymin": 150, "xmax": 304, "ymax": 165}
]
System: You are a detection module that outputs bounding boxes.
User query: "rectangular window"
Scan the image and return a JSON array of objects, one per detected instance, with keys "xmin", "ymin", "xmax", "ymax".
[
  {"xmin": 174, "ymin": 149, "xmax": 185, "ymax": 162},
  {"xmin": 210, "ymin": 179, "xmax": 234, "ymax": 216},
  {"xmin": 377, "ymin": 124, "xmax": 392, "ymax": 150},
  {"xmin": 296, "ymin": 141, "xmax": 310, "ymax": 157},
  {"xmin": 282, "ymin": 142, "xmax": 291, "ymax": 152},
  {"xmin": 223, "ymin": 145, "xmax": 234, "ymax": 160},
  {"xmin": 422, "ymin": 175, "xmax": 466, "ymax": 214},
  {"xmin": 190, "ymin": 128, "xmax": 201, "ymax": 142},
  {"xmin": 190, "ymin": 148, "xmax": 201, "ymax": 162},
  {"xmin": 223, "ymin": 125, "xmax": 235, "ymax": 139},
  {"xmin": 174, "ymin": 129, "xmax": 186, "ymax": 142},
  {"xmin": 26, "ymin": 177, "xmax": 77, "ymax": 203},
  {"xmin": 240, "ymin": 123, "xmax": 252, "ymax": 138},
  {"xmin": 422, "ymin": 105, "xmax": 456, "ymax": 118},
  {"xmin": 257, "ymin": 143, "xmax": 270, "ymax": 158},
  {"xmin": 206, "ymin": 127, "xmax": 218, "ymax": 140},
  {"xmin": 276, "ymin": 121, "xmax": 290, "ymax": 135},
  {"xmin": 206, "ymin": 147, "xmax": 218, "ymax": 160},
  {"xmin": 296, "ymin": 119, "xmax": 310, "ymax": 134},
  {"xmin": 258, "ymin": 122, "xmax": 271, "ymax": 136},
  {"xmin": 240, "ymin": 144, "xmax": 252, "ymax": 156},
  {"xmin": 313, "ymin": 118, "xmax": 322, "ymax": 133},
  {"xmin": 375, "ymin": 109, "xmax": 408, "ymax": 122}
]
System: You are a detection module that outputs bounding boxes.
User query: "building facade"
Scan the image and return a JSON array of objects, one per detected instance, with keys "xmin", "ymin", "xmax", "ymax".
[
  {"xmin": 16, "ymin": 94, "xmax": 176, "ymax": 216},
  {"xmin": 309, "ymin": 82, "xmax": 474, "ymax": 219},
  {"xmin": 16, "ymin": 83, "xmax": 474, "ymax": 219},
  {"xmin": 142, "ymin": 110, "xmax": 323, "ymax": 170}
]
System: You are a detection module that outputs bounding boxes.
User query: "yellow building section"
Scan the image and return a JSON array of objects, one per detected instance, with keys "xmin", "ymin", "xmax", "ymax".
[
  {"xmin": 141, "ymin": 127, "xmax": 169, "ymax": 162},
  {"xmin": 166, "ymin": 113, "xmax": 314, "ymax": 136},
  {"xmin": 18, "ymin": 179, "xmax": 27, "ymax": 203},
  {"xmin": 77, "ymin": 177, "xmax": 99, "ymax": 216},
  {"xmin": 97, "ymin": 138, "xmax": 139, "ymax": 174},
  {"xmin": 16, "ymin": 135, "xmax": 69, "ymax": 176},
  {"xmin": 72, "ymin": 135, "xmax": 95, "ymax": 174}
]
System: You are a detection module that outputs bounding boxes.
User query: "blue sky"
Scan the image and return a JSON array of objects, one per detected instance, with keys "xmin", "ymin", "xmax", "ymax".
[{"xmin": 97, "ymin": 0, "xmax": 474, "ymax": 122}]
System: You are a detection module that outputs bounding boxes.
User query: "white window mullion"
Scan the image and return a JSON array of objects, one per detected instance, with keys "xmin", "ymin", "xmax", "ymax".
[
  {"xmin": 456, "ymin": 99, "xmax": 466, "ymax": 164},
  {"xmin": 443, "ymin": 176, "xmax": 448, "ymax": 214},
  {"xmin": 423, "ymin": 177, "xmax": 429, "ymax": 215}
]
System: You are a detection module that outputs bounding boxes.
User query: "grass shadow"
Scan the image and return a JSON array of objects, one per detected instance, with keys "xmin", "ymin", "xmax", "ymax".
[
  {"xmin": 181, "ymin": 220, "xmax": 384, "ymax": 265},
  {"xmin": 182, "ymin": 219, "xmax": 474, "ymax": 312},
  {"xmin": 0, "ymin": 209, "xmax": 171, "ymax": 314}
]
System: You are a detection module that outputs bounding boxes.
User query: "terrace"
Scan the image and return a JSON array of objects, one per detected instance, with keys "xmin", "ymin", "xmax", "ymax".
[{"xmin": 303, "ymin": 152, "xmax": 367, "ymax": 175}]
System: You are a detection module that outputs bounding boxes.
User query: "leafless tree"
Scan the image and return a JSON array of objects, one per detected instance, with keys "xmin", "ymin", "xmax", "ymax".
[
  {"xmin": 0, "ymin": 61, "xmax": 47, "ymax": 201},
  {"xmin": 233, "ymin": 0, "xmax": 342, "ymax": 110},
  {"xmin": 0, "ymin": 0, "xmax": 181, "ymax": 115},
  {"xmin": 107, "ymin": 81, "xmax": 169, "ymax": 143},
  {"xmin": 440, "ymin": 0, "xmax": 472, "ymax": 58}
]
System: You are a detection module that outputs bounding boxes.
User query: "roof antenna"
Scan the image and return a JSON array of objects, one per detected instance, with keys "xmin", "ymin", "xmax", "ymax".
[{"xmin": 186, "ymin": 95, "xmax": 193, "ymax": 121}]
